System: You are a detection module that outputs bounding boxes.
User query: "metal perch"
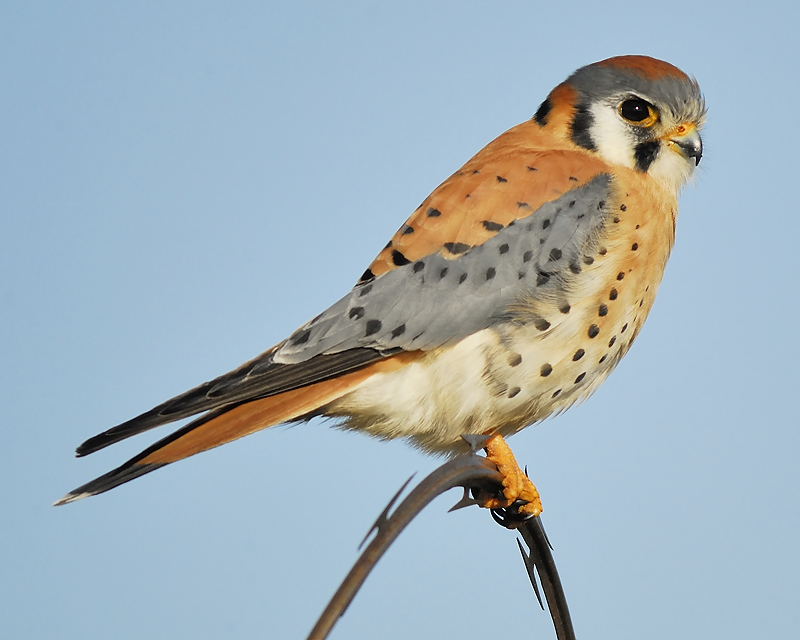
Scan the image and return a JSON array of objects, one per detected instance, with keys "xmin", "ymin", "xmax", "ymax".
[{"xmin": 306, "ymin": 436, "xmax": 576, "ymax": 640}]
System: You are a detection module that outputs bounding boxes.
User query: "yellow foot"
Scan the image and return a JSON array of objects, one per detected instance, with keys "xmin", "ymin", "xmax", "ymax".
[{"xmin": 480, "ymin": 435, "xmax": 542, "ymax": 516}]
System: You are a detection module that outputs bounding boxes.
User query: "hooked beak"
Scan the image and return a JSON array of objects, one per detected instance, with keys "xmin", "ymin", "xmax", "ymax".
[{"xmin": 667, "ymin": 123, "xmax": 703, "ymax": 166}]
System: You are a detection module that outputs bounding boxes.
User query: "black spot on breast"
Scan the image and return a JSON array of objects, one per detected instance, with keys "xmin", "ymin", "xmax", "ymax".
[
  {"xmin": 608, "ymin": 336, "xmax": 616, "ymax": 347},
  {"xmin": 365, "ymin": 320, "xmax": 382, "ymax": 336},
  {"xmin": 598, "ymin": 304, "xmax": 608, "ymax": 317},
  {"xmin": 575, "ymin": 372, "xmax": 586, "ymax": 383},
  {"xmin": 613, "ymin": 216, "xmax": 621, "ymax": 223},
  {"xmin": 526, "ymin": 166, "xmax": 538, "ymax": 172},
  {"xmin": 621, "ymin": 323, "xmax": 628, "ymax": 333},
  {"xmin": 508, "ymin": 386, "xmax": 521, "ymax": 398},
  {"xmin": 597, "ymin": 200, "xmax": 605, "ymax": 209},
  {"xmin": 573, "ymin": 349, "xmax": 585, "ymax": 361},
  {"xmin": 583, "ymin": 256, "xmax": 594, "ymax": 265},
  {"xmin": 569, "ymin": 176, "xmax": 578, "ymax": 182},
  {"xmin": 535, "ymin": 318, "xmax": 551, "ymax": 331},
  {"xmin": 620, "ymin": 204, "xmax": 627, "ymax": 212},
  {"xmin": 482, "ymin": 220, "xmax": 504, "ymax": 231},
  {"xmin": 413, "ymin": 261, "xmax": 425, "ymax": 273},
  {"xmin": 444, "ymin": 242, "xmax": 471, "ymax": 255},
  {"xmin": 588, "ymin": 324, "xmax": 600, "ymax": 338},
  {"xmin": 496, "ymin": 176, "xmax": 508, "ymax": 183},
  {"xmin": 427, "ymin": 207, "xmax": 442, "ymax": 217},
  {"xmin": 617, "ymin": 272, "xmax": 625, "ymax": 281},
  {"xmin": 609, "ymin": 288, "xmax": 618, "ymax": 300},
  {"xmin": 534, "ymin": 98, "xmax": 552, "ymax": 125},
  {"xmin": 499, "ymin": 243, "xmax": 509, "ymax": 254},
  {"xmin": 402, "ymin": 225, "xmax": 415, "ymax": 235},
  {"xmin": 486, "ymin": 267, "xmax": 496, "ymax": 280},
  {"xmin": 549, "ymin": 248, "xmax": 562, "ymax": 261},
  {"xmin": 552, "ymin": 389, "xmax": 561, "ymax": 398},
  {"xmin": 349, "ymin": 307, "xmax": 365, "ymax": 320},
  {"xmin": 537, "ymin": 272, "xmax": 550, "ymax": 286},
  {"xmin": 540, "ymin": 363, "xmax": 553, "ymax": 377},
  {"xmin": 569, "ymin": 201, "xmax": 576, "ymax": 207},
  {"xmin": 599, "ymin": 355, "xmax": 607, "ymax": 364},
  {"xmin": 439, "ymin": 267, "xmax": 449, "ymax": 278},
  {"xmin": 359, "ymin": 268, "xmax": 375, "ymax": 284},
  {"xmin": 508, "ymin": 353, "xmax": 522, "ymax": 367},
  {"xmin": 392, "ymin": 250, "xmax": 412, "ymax": 266},
  {"xmin": 634, "ymin": 140, "xmax": 661, "ymax": 172},
  {"xmin": 631, "ymin": 243, "xmax": 639, "ymax": 251},
  {"xmin": 598, "ymin": 247, "xmax": 607, "ymax": 256},
  {"xmin": 560, "ymin": 304, "xmax": 571, "ymax": 314},
  {"xmin": 391, "ymin": 324, "xmax": 406, "ymax": 338},
  {"xmin": 569, "ymin": 263, "xmax": 581, "ymax": 274},
  {"xmin": 517, "ymin": 202, "xmax": 531, "ymax": 209}
]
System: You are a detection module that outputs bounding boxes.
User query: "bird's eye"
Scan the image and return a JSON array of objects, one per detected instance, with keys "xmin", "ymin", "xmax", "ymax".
[{"xmin": 619, "ymin": 99, "xmax": 657, "ymax": 126}]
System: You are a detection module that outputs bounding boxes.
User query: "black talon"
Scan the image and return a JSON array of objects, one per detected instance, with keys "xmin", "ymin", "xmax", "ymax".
[{"xmin": 491, "ymin": 499, "xmax": 538, "ymax": 529}]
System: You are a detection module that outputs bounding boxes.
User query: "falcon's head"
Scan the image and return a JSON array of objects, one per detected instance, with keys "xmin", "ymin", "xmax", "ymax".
[{"xmin": 535, "ymin": 55, "xmax": 706, "ymax": 193}]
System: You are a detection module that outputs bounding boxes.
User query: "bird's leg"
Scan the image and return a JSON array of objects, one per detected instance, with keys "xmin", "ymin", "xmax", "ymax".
[{"xmin": 478, "ymin": 434, "xmax": 542, "ymax": 516}]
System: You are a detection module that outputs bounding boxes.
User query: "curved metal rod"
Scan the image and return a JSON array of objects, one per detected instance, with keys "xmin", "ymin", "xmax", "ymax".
[
  {"xmin": 306, "ymin": 453, "xmax": 503, "ymax": 640},
  {"xmin": 305, "ymin": 446, "xmax": 577, "ymax": 640},
  {"xmin": 517, "ymin": 517, "xmax": 577, "ymax": 640}
]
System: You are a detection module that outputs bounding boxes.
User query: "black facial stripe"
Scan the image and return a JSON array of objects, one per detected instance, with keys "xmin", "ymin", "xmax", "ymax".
[
  {"xmin": 570, "ymin": 104, "xmax": 596, "ymax": 151},
  {"xmin": 534, "ymin": 98, "xmax": 552, "ymax": 126},
  {"xmin": 634, "ymin": 140, "xmax": 661, "ymax": 172}
]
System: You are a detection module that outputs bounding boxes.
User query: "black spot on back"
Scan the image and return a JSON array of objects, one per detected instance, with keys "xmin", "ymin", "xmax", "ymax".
[
  {"xmin": 392, "ymin": 250, "xmax": 411, "ymax": 266},
  {"xmin": 427, "ymin": 207, "xmax": 442, "ymax": 217},
  {"xmin": 496, "ymin": 175, "xmax": 508, "ymax": 183},
  {"xmin": 444, "ymin": 242, "xmax": 471, "ymax": 255},
  {"xmin": 482, "ymin": 220, "xmax": 504, "ymax": 232}
]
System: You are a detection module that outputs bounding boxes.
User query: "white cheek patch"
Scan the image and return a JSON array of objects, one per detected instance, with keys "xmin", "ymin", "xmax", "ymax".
[
  {"xmin": 648, "ymin": 145, "xmax": 697, "ymax": 192},
  {"xmin": 588, "ymin": 102, "xmax": 638, "ymax": 170}
]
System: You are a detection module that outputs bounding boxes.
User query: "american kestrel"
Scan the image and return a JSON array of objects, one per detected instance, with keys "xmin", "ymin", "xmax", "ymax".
[{"xmin": 56, "ymin": 55, "xmax": 705, "ymax": 510}]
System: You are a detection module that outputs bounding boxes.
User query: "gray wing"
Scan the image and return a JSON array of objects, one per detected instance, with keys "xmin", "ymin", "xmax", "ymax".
[
  {"xmin": 275, "ymin": 174, "xmax": 613, "ymax": 364},
  {"xmin": 72, "ymin": 174, "xmax": 613, "ymax": 457}
]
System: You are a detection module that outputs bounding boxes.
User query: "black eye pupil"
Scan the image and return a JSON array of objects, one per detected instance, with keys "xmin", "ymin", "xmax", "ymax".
[{"xmin": 620, "ymin": 99, "xmax": 651, "ymax": 122}]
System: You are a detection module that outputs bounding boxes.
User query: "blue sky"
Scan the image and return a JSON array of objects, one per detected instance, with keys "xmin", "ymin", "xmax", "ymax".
[{"xmin": 3, "ymin": 2, "xmax": 799, "ymax": 639}]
